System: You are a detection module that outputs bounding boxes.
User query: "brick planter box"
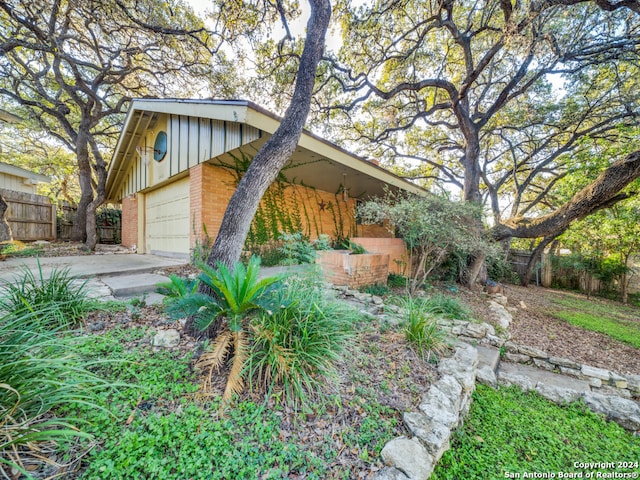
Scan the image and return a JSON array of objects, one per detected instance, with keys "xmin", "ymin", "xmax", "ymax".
[{"xmin": 316, "ymin": 250, "xmax": 390, "ymax": 289}]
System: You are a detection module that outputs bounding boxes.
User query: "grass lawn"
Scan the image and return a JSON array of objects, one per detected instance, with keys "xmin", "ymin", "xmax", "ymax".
[
  {"xmin": 549, "ymin": 295, "xmax": 640, "ymax": 348},
  {"xmin": 432, "ymin": 384, "xmax": 640, "ymax": 479}
]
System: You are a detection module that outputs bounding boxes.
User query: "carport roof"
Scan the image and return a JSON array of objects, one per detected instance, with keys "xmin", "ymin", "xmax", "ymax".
[{"xmin": 106, "ymin": 98, "xmax": 426, "ymax": 201}]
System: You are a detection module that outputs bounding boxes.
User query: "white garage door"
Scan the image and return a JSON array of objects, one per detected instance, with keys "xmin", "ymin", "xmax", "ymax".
[{"xmin": 145, "ymin": 177, "xmax": 190, "ymax": 257}]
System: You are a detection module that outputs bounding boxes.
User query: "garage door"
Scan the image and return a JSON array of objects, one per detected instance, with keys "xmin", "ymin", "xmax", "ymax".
[{"xmin": 145, "ymin": 177, "xmax": 190, "ymax": 256}]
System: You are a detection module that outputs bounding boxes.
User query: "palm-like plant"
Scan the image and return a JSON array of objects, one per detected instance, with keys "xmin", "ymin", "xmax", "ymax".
[{"xmin": 168, "ymin": 256, "xmax": 282, "ymax": 404}]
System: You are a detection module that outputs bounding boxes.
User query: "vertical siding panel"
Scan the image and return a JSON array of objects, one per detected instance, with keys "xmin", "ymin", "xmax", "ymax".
[
  {"xmin": 225, "ymin": 122, "xmax": 241, "ymax": 150},
  {"xmin": 179, "ymin": 115, "xmax": 189, "ymax": 173},
  {"xmin": 170, "ymin": 115, "xmax": 180, "ymax": 174},
  {"xmin": 211, "ymin": 120, "xmax": 225, "ymax": 157},
  {"xmin": 189, "ymin": 117, "xmax": 199, "ymax": 167},
  {"xmin": 199, "ymin": 118, "xmax": 211, "ymax": 163},
  {"xmin": 243, "ymin": 125, "xmax": 260, "ymax": 144}
]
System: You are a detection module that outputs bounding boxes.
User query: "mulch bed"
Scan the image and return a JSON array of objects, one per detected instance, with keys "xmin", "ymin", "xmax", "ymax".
[{"xmin": 459, "ymin": 284, "xmax": 640, "ymax": 376}]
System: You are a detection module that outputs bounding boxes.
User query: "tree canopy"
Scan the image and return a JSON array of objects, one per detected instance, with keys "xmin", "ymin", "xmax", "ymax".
[{"xmin": 0, "ymin": 0, "xmax": 221, "ymax": 248}]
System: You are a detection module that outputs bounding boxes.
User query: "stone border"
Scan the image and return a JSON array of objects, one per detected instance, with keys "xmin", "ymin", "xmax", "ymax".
[
  {"xmin": 335, "ymin": 285, "xmax": 640, "ymax": 476},
  {"xmin": 373, "ymin": 343, "xmax": 479, "ymax": 480}
]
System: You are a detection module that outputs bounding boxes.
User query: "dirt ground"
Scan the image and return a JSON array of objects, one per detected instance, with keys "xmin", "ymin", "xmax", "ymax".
[{"xmin": 458, "ymin": 284, "xmax": 640, "ymax": 376}]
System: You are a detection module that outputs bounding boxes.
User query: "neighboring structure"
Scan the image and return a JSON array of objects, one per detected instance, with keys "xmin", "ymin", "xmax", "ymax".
[
  {"xmin": 0, "ymin": 162, "xmax": 50, "ymax": 195},
  {"xmin": 0, "ymin": 162, "xmax": 54, "ymax": 241},
  {"xmin": 106, "ymin": 99, "xmax": 424, "ymax": 258}
]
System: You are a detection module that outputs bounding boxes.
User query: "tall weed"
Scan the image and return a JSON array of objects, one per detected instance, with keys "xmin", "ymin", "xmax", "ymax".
[{"xmin": 401, "ymin": 296, "xmax": 449, "ymax": 361}]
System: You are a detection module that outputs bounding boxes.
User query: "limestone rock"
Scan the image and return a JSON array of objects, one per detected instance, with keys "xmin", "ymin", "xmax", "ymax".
[
  {"xmin": 626, "ymin": 374, "xmax": 640, "ymax": 395},
  {"xmin": 549, "ymin": 356, "xmax": 581, "ymax": 370},
  {"xmin": 504, "ymin": 353, "xmax": 531, "ymax": 364},
  {"xmin": 532, "ymin": 359, "xmax": 555, "ymax": 371},
  {"xmin": 536, "ymin": 382, "xmax": 582, "ymax": 404},
  {"xmin": 419, "ymin": 386, "xmax": 458, "ymax": 428},
  {"xmin": 582, "ymin": 392, "xmax": 640, "ymax": 432},
  {"xmin": 559, "ymin": 366, "xmax": 582, "ymax": 378},
  {"xmin": 464, "ymin": 323, "xmax": 487, "ymax": 339},
  {"xmin": 453, "ymin": 343, "xmax": 479, "ymax": 369},
  {"xmin": 490, "ymin": 293, "xmax": 508, "ymax": 306},
  {"xmin": 433, "ymin": 375, "xmax": 463, "ymax": 411},
  {"xmin": 152, "ymin": 329, "xmax": 180, "ymax": 348},
  {"xmin": 497, "ymin": 369, "xmax": 534, "ymax": 391},
  {"xmin": 517, "ymin": 345, "xmax": 548, "ymax": 359},
  {"xmin": 609, "ymin": 372, "xmax": 628, "ymax": 389},
  {"xmin": 481, "ymin": 322, "xmax": 496, "ymax": 336},
  {"xmin": 581, "ymin": 365, "xmax": 611, "ymax": 381},
  {"xmin": 372, "ymin": 468, "xmax": 410, "ymax": 480},
  {"xmin": 476, "ymin": 365, "xmax": 497, "ymax": 386},
  {"xmin": 381, "ymin": 437, "xmax": 434, "ymax": 480},
  {"xmin": 403, "ymin": 412, "xmax": 451, "ymax": 461}
]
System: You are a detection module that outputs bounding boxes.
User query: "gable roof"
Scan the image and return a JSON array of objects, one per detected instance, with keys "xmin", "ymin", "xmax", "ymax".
[
  {"xmin": 0, "ymin": 162, "xmax": 50, "ymax": 184},
  {"xmin": 106, "ymin": 98, "xmax": 425, "ymax": 201}
]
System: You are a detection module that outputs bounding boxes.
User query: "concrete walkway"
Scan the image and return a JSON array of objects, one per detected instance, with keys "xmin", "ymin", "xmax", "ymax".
[{"xmin": 0, "ymin": 253, "xmax": 186, "ymax": 281}]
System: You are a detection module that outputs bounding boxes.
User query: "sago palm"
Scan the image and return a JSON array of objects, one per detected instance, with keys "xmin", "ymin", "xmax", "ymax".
[{"xmin": 169, "ymin": 256, "xmax": 282, "ymax": 404}]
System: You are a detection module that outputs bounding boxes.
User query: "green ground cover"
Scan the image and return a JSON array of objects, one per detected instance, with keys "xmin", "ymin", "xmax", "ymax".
[
  {"xmin": 432, "ymin": 385, "xmax": 640, "ymax": 479},
  {"xmin": 550, "ymin": 296, "xmax": 640, "ymax": 348}
]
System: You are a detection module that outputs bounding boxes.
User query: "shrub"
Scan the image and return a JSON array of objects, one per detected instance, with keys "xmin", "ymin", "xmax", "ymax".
[
  {"xmin": 401, "ymin": 296, "xmax": 448, "ymax": 361},
  {"xmin": 312, "ymin": 234, "xmax": 332, "ymax": 251},
  {"xmin": 358, "ymin": 192, "xmax": 498, "ymax": 293},
  {"xmin": 0, "ymin": 307, "xmax": 106, "ymax": 477},
  {"xmin": 361, "ymin": 283, "xmax": 390, "ymax": 296},
  {"xmin": 342, "ymin": 239, "xmax": 366, "ymax": 254},
  {"xmin": 279, "ymin": 232, "xmax": 316, "ymax": 265},
  {"xmin": 0, "ymin": 260, "xmax": 91, "ymax": 327},
  {"xmin": 422, "ymin": 294, "xmax": 471, "ymax": 320},
  {"xmin": 246, "ymin": 275, "xmax": 356, "ymax": 406},
  {"xmin": 156, "ymin": 274, "xmax": 198, "ymax": 306},
  {"xmin": 387, "ymin": 273, "xmax": 407, "ymax": 288}
]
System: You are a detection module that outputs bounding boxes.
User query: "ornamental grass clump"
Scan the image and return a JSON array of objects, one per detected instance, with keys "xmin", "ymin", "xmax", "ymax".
[
  {"xmin": 0, "ymin": 260, "xmax": 91, "ymax": 328},
  {"xmin": 401, "ymin": 296, "xmax": 449, "ymax": 361},
  {"xmin": 246, "ymin": 275, "xmax": 356, "ymax": 406},
  {"xmin": 0, "ymin": 306, "xmax": 107, "ymax": 477}
]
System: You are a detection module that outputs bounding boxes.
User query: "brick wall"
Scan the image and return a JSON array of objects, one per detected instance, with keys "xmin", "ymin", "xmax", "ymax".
[
  {"xmin": 122, "ymin": 162, "xmax": 397, "ymax": 254},
  {"xmin": 350, "ymin": 237, "xmax": 408, "ymax": 275},
  {"xmin": 189, "ymin": 164, "xmax": 393, "ymax": 249},
  {"xmin": 316, "ymin": 250, "xmax": 390, "ymax": 289},
  {"xmin": 121, "ymin": 194, "xmax": 138, "ymax": 249}
]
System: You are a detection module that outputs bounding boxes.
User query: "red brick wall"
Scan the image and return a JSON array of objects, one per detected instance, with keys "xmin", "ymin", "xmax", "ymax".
[
  {"xmin": 189, "ymin": 163, "xmax": 237, "ymax": 248},
  {"xmin": 121, "ymin": 195, "xmax": 138, "ymax": 249},
  {"xmin": 351, "ymin": 237, "xmax": 408, "ymax": 275},
  {"xmin": 316, "ymin": 250, "xmax": 390, "ymax": 288}
]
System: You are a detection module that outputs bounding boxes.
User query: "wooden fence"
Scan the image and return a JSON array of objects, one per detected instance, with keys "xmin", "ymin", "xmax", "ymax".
[
  {"xmin": 0, "ymin": 188, "xmax": 56, "ymax": 241},
  {"xmin": 508, "ymin": 249, "xmax": 552, "ymax": 287},
  {"xmin": 57, "ymin": 203, "xmax": 122, "ymax": 244}
]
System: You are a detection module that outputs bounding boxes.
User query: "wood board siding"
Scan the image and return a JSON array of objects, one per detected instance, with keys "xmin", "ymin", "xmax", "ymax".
[{"xmin": 119, "ymin": 115, "xmax": 262, "ymax": 200}]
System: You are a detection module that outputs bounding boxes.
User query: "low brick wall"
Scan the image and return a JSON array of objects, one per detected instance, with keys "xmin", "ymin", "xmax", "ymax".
[
  {"xmin": 350, "ymin": 237, "xmax": 407, "ymax": 275},
  {"xmin": 316, "ymin": 250, "xmax": 389, "ymax": 289}
]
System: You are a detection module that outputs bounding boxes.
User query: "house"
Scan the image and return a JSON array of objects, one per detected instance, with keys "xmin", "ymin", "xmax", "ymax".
[
  {"xmin": 106, "ymin": 99, "xmax": 424, "ymax": 259},
  {"xmin": 0, "ymin": 162, "xmax": 50, "ymax": 195}
]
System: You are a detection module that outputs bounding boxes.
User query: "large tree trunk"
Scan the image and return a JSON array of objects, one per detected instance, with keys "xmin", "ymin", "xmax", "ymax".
[
  {"xmin": 85, "ymin": 139, "xmax": 108, "ymax": 250},
  {"xmin": 0, "ymin": 194, "xmax": 12, "ymax": 242},
  {"xmin": 185, "ymin": 0, "xmax": 331, "ymax": 337},
  {"xmin": 493, "ymin": 150, "xmax": 640, "ymax": 241},
  {"xmin": 71, "ymin": 129, "xmax": 93, "ymax": 242},
  {"xmin": 204, "ymin": 0, "xmax": 331, "ymax": 269}
]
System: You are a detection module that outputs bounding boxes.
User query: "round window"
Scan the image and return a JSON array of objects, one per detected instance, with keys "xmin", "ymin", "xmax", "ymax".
[{"xmin": 153, "ymin": 131, "xmax": 167, "ymax": 162}]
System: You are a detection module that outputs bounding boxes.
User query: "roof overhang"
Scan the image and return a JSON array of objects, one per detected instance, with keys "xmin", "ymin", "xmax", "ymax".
[
  {"xmin": 0, "ymin": 162, "xmax": 50, "ymax": 184},
  {"xmin": 106, "ymin": 98, "xmax": 426, "ymax": 201}
]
